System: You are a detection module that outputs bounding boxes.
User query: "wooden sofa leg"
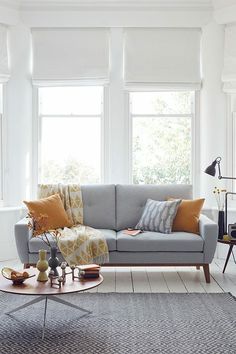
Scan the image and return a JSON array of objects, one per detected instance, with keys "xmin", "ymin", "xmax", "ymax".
[
  {"xmin": 203, "ymin": 264, "xmax": 210, "ymax": 283},
  {"xmin": 196, "ymin": 266, "xmax": 200, "ymax": 270}
]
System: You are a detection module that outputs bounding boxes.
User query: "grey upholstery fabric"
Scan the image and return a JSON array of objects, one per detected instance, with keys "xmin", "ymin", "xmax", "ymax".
[
  {"xmin": 135, "ymin": 199, "xmax": 181, "ymax": 233},
  {"xmin": 14, "ymin": 218, "xmax": 31, "ymax": 264},
  {"xmin": 116, "ymin": 184, "xmax": 192, "ymax": 230},
  {"xmin": 28, "ymin": 229, "xmax": 117, "ymax": 253},
  {"xmin": 28, "ymin": 250, "xmax": 204, "ymax": 265},
  {"xmin": 108, "ymin": 251, "xmax": 204, "ymax": 264},
  {"xmin": 81, "ymin": 185, "xmax": 116, "ymax": 229},
  {"xmin": 199, "ymin": 214, "xmax": 219, "ymax": 263},
  {"xmin": 116, "ymin": 231, "xmax": 204, "ymax": 252}
]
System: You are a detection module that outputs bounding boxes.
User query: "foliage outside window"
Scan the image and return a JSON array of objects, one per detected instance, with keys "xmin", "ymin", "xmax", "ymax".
[
  {"xmin": 131, "ymin": 91, "xmax": 193, "ymax": 185},
  {"xmin": 38, "ymin": 87, "xmax": 103, "ymax": 184}
]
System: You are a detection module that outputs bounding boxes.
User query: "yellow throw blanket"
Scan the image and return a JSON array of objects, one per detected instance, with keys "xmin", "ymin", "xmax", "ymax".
[{"xmin": 38, "ymin": 184, "xmax": 109, "ymax": 266}]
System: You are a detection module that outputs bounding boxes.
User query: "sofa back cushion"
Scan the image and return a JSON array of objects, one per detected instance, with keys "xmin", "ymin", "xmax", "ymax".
[
  {"xmin": 81, "ymin": 184, "xmax": 116, "ymax": 229},
  {"xmin": 116, "ymin": 184, "xmax": 192, "ymax": 231}
]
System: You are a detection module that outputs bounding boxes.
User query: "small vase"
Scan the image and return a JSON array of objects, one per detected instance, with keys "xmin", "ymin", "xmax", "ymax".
[
  {"xmin": 218, "ymin": 210, "xmax": 225, "ymax": 240},
  {"xmin": 48, "ymin": 247, "xmax": 60, "ymax": 277},
  {"xmin": 36, "ymin": 249, "xmax": 49, "ymax": 282}
]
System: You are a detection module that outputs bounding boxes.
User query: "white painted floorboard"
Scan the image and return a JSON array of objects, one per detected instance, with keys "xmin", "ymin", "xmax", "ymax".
[{"xmin": 0, "ymin": 258, "xmax": 235, "ymax": 294}]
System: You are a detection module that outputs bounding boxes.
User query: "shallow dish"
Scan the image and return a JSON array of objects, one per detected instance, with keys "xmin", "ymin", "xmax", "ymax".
[{"xmin": 1, "ymin": 267, "xmax": 35, "ymax": 285}]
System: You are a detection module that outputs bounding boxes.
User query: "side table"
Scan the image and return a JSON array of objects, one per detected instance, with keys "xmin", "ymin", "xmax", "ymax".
[{"xmin": 218, "ymin": 239, "xmax": 236, "ymax": 273}]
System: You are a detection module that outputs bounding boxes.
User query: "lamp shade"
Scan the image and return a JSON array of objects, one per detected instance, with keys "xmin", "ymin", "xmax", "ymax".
[{"xmin": 204, "ymin": 160, "xmax": 218, "ymax": 176}]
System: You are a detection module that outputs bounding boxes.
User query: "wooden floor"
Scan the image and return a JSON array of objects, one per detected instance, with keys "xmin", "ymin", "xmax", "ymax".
[{"xmin": 1, "ymin": 258, "xmax": 236, "ymax": 296}]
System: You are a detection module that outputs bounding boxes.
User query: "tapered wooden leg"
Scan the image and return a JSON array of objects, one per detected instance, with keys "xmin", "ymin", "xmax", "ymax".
[
  {"xmin": 196, "ymin": 266, "xmax": 200, "ymax": 270},
  {"xmin": 203, "ymin": 264, "xmax": 210, "ymax": 283}
]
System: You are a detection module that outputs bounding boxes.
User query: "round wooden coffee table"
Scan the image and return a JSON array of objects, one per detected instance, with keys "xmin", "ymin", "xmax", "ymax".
[{"xmin": 0, "ymin": 267, "xmax": 103, "ymax": 339}]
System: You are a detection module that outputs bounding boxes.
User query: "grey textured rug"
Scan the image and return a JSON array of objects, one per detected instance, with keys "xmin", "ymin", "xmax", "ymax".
[{"xmin": 0, "ymin": 293, "xmax": 236, "ymax": 354}]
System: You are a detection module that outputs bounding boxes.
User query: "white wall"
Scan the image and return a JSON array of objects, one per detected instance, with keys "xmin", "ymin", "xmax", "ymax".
[
  {"xmin": 0, "ymin": 24, "xmax": 32, "ymax": 261},
  {"xmin": 5, "ymin": 24, "xmax": 32, "ymax": 206},
  {"xmin": 200, "ymin": 21, "xmax": 227, "ymax": 208}
]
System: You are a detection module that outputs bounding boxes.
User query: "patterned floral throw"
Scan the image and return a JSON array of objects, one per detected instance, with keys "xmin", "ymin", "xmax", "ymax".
[{"xmin": 38, "ymin": 184, "xmax": 109, "ymax": 266}]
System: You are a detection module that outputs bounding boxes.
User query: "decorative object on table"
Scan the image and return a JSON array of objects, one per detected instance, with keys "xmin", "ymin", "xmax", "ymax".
[
  {"xmin": 47, "ymin": 262, "xmax": 79, "ymax": 288},
  {"xmin": 27, "ymin": 213, "xmax": 61, "ymax": 276},
  {"xmin": 36, "ymin": 249, "xmax": 49, "ymax": 282},
  {"xmin": 205, "ymin": 156, "xmax": 236, "ymax": 234},
  {"xmin": 48, "ymin": 246, "xmax": 60, "ymax": 277},
  {"xmin": 78, "ymin": 264, "xmax": 101, "ymax": 279},
  {"xmin": 213, "ymin": 187, "xmax": 227, "ymax": 239},
  {"xmin": 48, "ymin": 270, "xmax": 64, "ymax": 289},
  {"xmin": 1, "ymin": 267, "xmax": 35, "ymax": 285}
]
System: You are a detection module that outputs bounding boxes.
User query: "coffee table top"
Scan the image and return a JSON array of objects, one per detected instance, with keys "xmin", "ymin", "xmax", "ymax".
[
  {"xmin": 218, "ymin": 238, "xmax": 236, "ymax": 245},
  {"xmin": 0, "ymin": 267, "xmax": 103, "ymax": 296}
]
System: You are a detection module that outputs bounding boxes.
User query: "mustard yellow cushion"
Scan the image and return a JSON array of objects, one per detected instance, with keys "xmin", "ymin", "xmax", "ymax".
[
  {"xmin": 169, "ymin": 198, "xmax": 205, "ymax": 234},
  {"xmin": 24, "ymin": 194, "xmax": 72, "ymax": 232}
]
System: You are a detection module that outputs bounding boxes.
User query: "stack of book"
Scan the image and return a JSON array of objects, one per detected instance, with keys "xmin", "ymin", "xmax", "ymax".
[{"xmin": 78, "ymin": 264, "xmax": 100, "ymax": 279}]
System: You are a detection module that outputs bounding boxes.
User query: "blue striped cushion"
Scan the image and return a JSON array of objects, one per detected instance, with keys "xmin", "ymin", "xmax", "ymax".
[{"xmin": 135, "ymin": 199, "xmax": 181, "ymax": 233}]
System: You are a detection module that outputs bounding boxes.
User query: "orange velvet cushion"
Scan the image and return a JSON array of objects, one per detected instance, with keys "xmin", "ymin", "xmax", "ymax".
[
  {"xmin": 24, "ymin": 194, "xmax": 72, "ymax": 232},
  {"xmin": 169, "ymin": 198, "xmax": 205, "ymax": 234}
]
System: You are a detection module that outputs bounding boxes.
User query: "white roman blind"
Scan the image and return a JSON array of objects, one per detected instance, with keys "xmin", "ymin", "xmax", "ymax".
[
  {"xmin": 0, "ymin": 25, "xmax": 10, "ymax": 82},
  {"xmin": 222, "ymin": 25, "xmax": 236, "ymax": 92},
  {"xmin": 32, "ymin": 28, "xmax": 110, "ymax": 83},
  {"xmin": 124, "ymin": 28, "xmax": 201, "ymax": 88}
]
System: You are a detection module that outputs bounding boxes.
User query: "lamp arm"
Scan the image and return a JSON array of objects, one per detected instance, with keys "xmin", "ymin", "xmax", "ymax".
[
  {"xmin": 217, "ymin": 161, "xmax": 222, "ymax": 179},
  {"xmin": 218, "ymin": 176, "xmax": 236, "ymax": 180}
]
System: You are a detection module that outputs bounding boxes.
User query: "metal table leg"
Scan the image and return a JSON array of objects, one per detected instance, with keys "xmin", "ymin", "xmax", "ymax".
[
  {"xmin": 6, "ymin": 296, "xmax": 45, "ymax": 315},
  {"xmin": 42, "ymin": 296, "xmax": 48, "ymax": 340},
  {"xmin": 223, "ymin": 244, "xmax": 234, "ymax": 273},
  {"xmin": 6, "ymin": 294, "xmax": 92, "ymax": 340}
]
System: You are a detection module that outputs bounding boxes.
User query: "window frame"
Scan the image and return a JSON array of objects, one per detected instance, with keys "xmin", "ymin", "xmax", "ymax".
[
  {"xmin": 226, "ymin": 93, "xmax": 236, "ymax": 197},
  {"xmin": 128, "ymin": 89, "xmax": 199, "ymax": 194},
  {"xmin": 0, "ymin": 83, "xmax": 5, "ymax": 206},
  {"xmin": 33, "ymin": 85, "xmax": 106, "ymax": 195}
]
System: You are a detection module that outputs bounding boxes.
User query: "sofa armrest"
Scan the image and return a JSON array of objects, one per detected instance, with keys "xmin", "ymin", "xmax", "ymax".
[
  {"xmin": 14, "ymin": 217, "xmax": 32, "ymax": 264},
  {"xmin": 199, "ymin": 214, "xmax": 218, "ymax": 263}
]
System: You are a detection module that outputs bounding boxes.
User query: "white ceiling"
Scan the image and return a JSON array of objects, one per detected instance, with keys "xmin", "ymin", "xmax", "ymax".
[
  {"xmin": 212, "ymin": 0, "xmax": 236, "ymax": 10},
  {"xmin": 1, "ymin": 0, "xmax": 214, "ymax": 10}
]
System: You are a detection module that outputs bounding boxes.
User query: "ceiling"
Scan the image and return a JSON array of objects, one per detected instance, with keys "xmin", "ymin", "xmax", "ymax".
[{"xmin": 1, "ymin": 0, "xmax": 214, "ymax": 10}]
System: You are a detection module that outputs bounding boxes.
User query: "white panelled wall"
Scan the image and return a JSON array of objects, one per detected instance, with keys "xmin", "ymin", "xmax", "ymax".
[
  {"xmin": 0, "ymin": 3, "xmax": 234, "ymax": 260},
  {"xmin": 200, "ymin": 21, "xmax": 227, "ymax": 207}
]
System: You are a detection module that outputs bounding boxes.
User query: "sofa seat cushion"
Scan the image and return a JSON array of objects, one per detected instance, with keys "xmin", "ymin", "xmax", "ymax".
[
  {"xmin": 29, "ymin": 229, "xmax": 117, "ymax": 253},
  {"xmin": 116, "ymin": 231, "xmax": 203, "ymax": 252}
]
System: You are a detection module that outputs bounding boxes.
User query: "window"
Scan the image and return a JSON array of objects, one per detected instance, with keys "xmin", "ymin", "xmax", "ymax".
[
  {"xmin": 130, "ymin": 91, "xmax": 194, "ymax": 184},
  {"xmin": 38, "ymin": 86, "xmax": 103, "ymax": 184},
  {"xmin": 0, "ymin": 84, "xmax": 3, "ymax": 201}
]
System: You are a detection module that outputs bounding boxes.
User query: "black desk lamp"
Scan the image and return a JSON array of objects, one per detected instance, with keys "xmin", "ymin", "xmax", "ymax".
[{"xmin": 205, "ymin": 157, "xmax": 236, "ymax": 234}]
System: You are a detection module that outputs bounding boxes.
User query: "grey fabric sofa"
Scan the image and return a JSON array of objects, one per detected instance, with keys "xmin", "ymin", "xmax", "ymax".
[{"xmin": 15, "ymin": 184, "xmax": 218, "ymax": 283}]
